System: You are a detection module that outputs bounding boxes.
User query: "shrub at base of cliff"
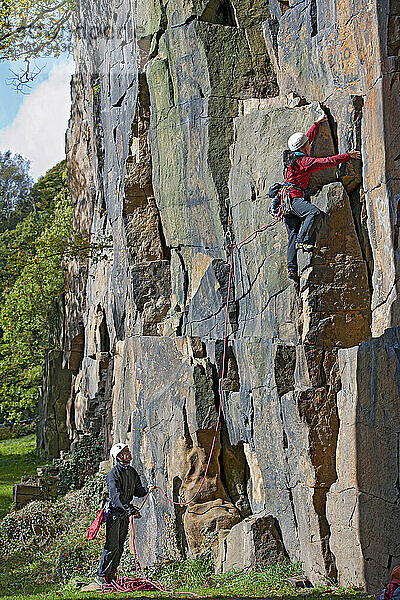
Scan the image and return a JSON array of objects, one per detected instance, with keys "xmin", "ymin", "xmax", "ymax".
[
  {"xmin": 0, "ymin": 419, "xmax": 37, "ymax": 440},
  {"xmin": 55, "ymin": 433, "xmax": 104, "ymax": 495},
  {"xmin": 0, "ymin": 481, "xmax": 105, "ymax": 595}
]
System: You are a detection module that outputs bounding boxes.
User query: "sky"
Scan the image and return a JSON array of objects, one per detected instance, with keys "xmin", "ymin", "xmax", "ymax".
[{"xmin": 0, "ymin": 58, "xmax": 75, "ymax": 181}]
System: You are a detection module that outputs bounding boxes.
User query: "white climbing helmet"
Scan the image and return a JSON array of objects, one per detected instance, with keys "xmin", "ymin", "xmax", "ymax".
[
  {"xmin": 110, "ymin": 443, "xmax": 128, "ymax": 461},
  {"xmin": 288, "ymin": 132, "xmax": 308, "ymax": 151}
]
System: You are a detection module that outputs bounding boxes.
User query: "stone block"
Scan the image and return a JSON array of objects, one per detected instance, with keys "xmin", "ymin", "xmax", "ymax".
[
  {"xmin": 215, "ymin": 513, "xmax": 287, "ymax": 573},
  {"xmin": 13, "ymin": 484, "xmax": 41, "ymax": 509}
]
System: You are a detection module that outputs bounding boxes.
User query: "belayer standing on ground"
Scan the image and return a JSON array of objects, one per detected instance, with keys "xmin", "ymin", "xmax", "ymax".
[
  {"xmin": 95, "ymin": 443, "xmax": 154, "ymax": 586},
  {"xmin": 379, "ymin": 566, "xmax": 400, "ymax": 599},
  {"xmin": 270, "ymin": 114, "xmax": 361, "ymax": 283}
]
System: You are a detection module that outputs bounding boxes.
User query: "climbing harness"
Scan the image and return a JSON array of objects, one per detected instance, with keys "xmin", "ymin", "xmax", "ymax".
[{"xmin": 280, "ymin": 182, "xmax": 307, "ymax": 215}]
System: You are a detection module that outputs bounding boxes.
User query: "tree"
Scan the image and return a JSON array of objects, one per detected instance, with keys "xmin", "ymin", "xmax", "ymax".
[
  {"xmin": 0, "ymin": 161, "xmax": 72, "ymax": 421},
  {"xmin": 0, "ymin": 160, "xmax": 111, "ymax": 422},
  {"xmin": 0, "ymin": 0, "xmax": 74, "ymax": 91},
  {"xmin": 0, "ymin": 150, "xmax": 34, "ymax": 232}
]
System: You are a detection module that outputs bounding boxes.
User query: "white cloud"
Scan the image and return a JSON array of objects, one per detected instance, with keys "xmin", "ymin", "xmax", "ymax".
[{"xmin": 0, "ymin": 61, "xmax": 74, "ymax": 180}]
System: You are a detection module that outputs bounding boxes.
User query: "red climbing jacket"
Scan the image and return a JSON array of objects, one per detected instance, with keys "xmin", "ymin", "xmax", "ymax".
[{"xmin": 285, "ymin": 121, "xmax": 352, "ymax": 198}]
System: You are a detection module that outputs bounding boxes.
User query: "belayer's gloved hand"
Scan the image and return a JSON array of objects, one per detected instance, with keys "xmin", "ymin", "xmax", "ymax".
[{"xmin": 127, "ymin": 505, "xmax": 142, "ymax": 518}]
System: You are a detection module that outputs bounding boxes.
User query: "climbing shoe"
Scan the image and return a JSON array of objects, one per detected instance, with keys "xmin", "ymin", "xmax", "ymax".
[
  {"xmin": 95, "ymin": 575, "xmax": 107, "ymax": 586},
  {"xmin": 296, "ymin": 242, "xmax": 314, "ymax": 251}
]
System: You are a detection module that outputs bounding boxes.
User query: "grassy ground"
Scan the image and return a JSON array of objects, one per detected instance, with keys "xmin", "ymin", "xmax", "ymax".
[
  {"xmin": 0, "ymin": 434, "xmax": 43, "ymax": 519},
  {"xmin": 0, "ymin": 556, "xmax": 376, "ymax": 600},
  {"xmin": 0, "ymin": 587, "xmax": 376, "ymax": 599}
]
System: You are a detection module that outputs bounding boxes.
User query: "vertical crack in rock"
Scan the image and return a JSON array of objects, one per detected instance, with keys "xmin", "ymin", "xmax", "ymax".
[
  {"xmin": 275, "ymin": 345, "xmax": 296, "ymax": 450},
  {"xmin": 183, "ymin": 404, "xmax": 194, "ymax": 450},
  {"xmin": 99, "ymin": 309, "xmax": 110, "ymax": 353},
  {"xmin": 298, "ymin": 347, "xmax": 341, "ymax": 581},
  {"xmin": 219, "ymin": 430, "xmax": 252, "ymax": 518},
  {"xmin": 173, "ymin": 476, "xmax": 189, "ymax": 557},
  {"xmin": 124, "ymin": 72, "xmax": 171, "ymax": 335},
  {"xmin": 216, "ymin": 345, "xmax": 252, "ymax": 518},
  {"xmin": 274, "ymin": 345, "xmax": 296, "ymax": 397},
  {"xmin": 338, "ymin": 96, "xmax": 374, "ymax": 306},
  {"xmin": 90, "ymin": 73, "xmax": 105, "ymax": 172},
  {"xmin": 286, "ymin": 484, "xmax": 299, "ymax": 540},
  {"xmin": 310, "ymin": 0, "xmax": 318, "ymax": 37},
  {"xmin": 265, "ymin": 16, "xmax": 280, "ymax": 63}
]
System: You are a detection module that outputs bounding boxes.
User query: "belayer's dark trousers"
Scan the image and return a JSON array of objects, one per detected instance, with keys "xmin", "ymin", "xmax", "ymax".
[
  {"xmin": 284, "ymin": 196, "xmax": 323, "ymax": 272},
  {"xmin": 97, "ymin": 510, "xmax": 129, "ymax": 578}
]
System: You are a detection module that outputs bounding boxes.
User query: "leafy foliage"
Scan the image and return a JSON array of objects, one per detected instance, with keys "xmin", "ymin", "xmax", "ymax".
[
  {"xmin": 0, "ymin": 158, "xmax": 112, "ymax": 422},
  {"xmin": 0, "ymin": 150, "xmax": 33, "ymax": 232},
  {"xmin": 0, "ymin": 433, "xmax": 43, "ymax": 518},
  {"xmin": 0, "ymin": 418, "xmax": 36, "ymax": 440},
  {"xmin": 0, "ymin": 160, "xmax": 72, "ymax": 422},
  {"xmin": 0, "ymin": 486, "xmax": 101, "ymax": 595},
  {"xmin": 55, "ymin": 433, "xmax": 104, "ymax": 495},
  {"xmin": 0, "ymin": 0, "xmax": 73, "ymax": 57},
  {"xmin": 0, "ymin": 0, "xmax": 74, "ymax": 90}
]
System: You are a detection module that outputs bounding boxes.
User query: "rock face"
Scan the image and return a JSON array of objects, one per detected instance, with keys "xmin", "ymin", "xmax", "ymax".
[{"xmin": 39, "ymin": 0, "xmax": 400, "ymax": 592}]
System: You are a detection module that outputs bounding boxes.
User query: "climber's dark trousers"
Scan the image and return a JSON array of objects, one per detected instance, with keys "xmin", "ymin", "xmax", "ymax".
[
  {"xmin": 97, "ymin": 510, "xmax": 129, "ymax": 578},
  {"xmin": 284, "ymin": 197, "xmax": 323, "ymax": 273}
]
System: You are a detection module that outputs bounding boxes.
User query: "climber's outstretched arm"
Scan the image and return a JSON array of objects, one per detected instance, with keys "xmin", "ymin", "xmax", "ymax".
[
  {"xmin": 306, "ymin": 114, "xmax": 328, "ymax": 143},
  {"xmin": 302, "ymin": 148, "xmax": 361, "ymax": 175}
]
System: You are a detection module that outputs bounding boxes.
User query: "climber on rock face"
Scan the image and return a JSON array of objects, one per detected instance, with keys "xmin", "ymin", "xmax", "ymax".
[
  {"xmin": 276, "ymin": 113, "xmax": 361, "ymax": 283},
  {"xmin": 95, "ymin": 443, "xmax": 155, "ymax": 587}
]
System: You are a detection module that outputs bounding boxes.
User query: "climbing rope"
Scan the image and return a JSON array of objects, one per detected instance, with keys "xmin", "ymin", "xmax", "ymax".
[
  {"xmin": 151, "ymin": 215, "xmax": 281, "ymax": 508},
  {"xmin": 100, "ymin": 517, "xmax": 200, "ymax": 596},
  {"xmin": 97, "ymin": 215, "xmax": 281, "ymax": 595}
]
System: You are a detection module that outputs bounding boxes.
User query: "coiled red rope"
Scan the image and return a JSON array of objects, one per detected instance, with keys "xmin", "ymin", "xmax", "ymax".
[{"xmin": 100, "ymin": 517, "xmax": 200, "ymax": 595}]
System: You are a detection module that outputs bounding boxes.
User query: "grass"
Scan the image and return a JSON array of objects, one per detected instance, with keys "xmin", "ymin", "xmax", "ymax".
[
  {"xmin": 0, "ymin": 434, "xmax": 43, "ymax": 519},
  {"xmin": 0, "ymin": 582, "xmax": 376, "ymax": 599},
  {"xmin": 0, "ymin": 553, "xmax": 376, "ymax": 600}
]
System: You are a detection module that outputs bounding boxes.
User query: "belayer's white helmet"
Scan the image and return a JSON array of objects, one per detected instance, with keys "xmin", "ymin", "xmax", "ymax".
[
  {"xmin": 288, "ymin": 132, "xmax": 308, "ymax": 151},
  {"xmin": 110, "ymin": 443, "xmax": 128, "ymax": 461}
]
